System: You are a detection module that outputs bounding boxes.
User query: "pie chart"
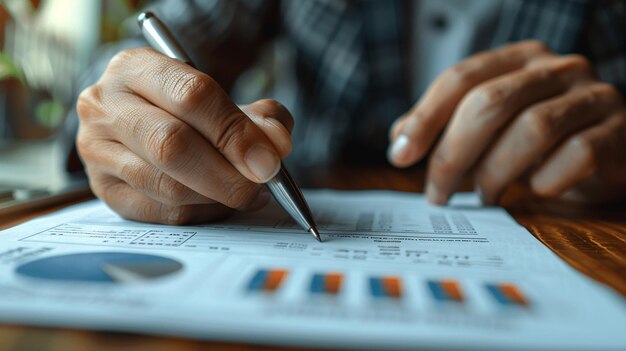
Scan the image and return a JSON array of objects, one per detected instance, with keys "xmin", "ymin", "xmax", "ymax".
[{"xmin": 16, "ymin": 252, "xmax": 183, "ymax": 283}]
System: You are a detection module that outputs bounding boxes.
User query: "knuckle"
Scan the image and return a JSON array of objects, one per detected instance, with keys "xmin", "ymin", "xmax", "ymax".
[
  {"xmin": 443, "ymin": 63, "xmax": 475, "ymax": 88},
  {"xmin": 163, "ymin": 205, "xmax": 192, "ymax": 225},
  {"xmin": 257, "ymin": 98, "xmax": 285, "ymax": 111},
  {"xmin": 87, "ymin": 177, "xmax": 103, "ymax": 197},
  {"xmin": 257, "ymin": 99, "xmax": 294, "ymax": 128},
  {"xmin": 75, "ymin": 132, "xmax": 106, "ymax": 168},
  {"xmin": 224, "ymin": 179, "xmax": 258, "ymax": 209},
  {"xmin": 119, "ymin": 161, "xmax": 140, "ymax": 186},
  {"xmin": 75, "ymin": 130, "xmax": 91, "ymax": 158},
  {"xmin": 92, "ymin": 176, "xmax": 121, "ymax": 205},
  {"xmin": 520, "ymin": 108, "xmax": 554, "ymax": 143},
  {"xmin": 520, "ymin": 40, "xmax": 551, "ymax": 54},
  {"xmin": 466, "ymin": 85, "xmax": 506, "ymax": 110},
  {"xmin": 590, "ymin": 83, "xmax": 622, "ymax": 103},
  {"xmin": 560, "ymin": 54, "xmax": 592, "ymax": 74},
  {"xmin": 170, "ymin": 72, "xmax": 217, "ymax": 108},
  {"xmin": 213, "ymin": 111, "xmax": 250, "ymax": 154},
  {"xmin": 76, "ymin": 85, "xmax": 104, "ymax": 121},
  {"xmin": 148, "ymin": 120, "xmax": 190, "ymax": 171},
  {"xmin": 156, "ymin": 173, "xmax": 190, "ymax": 205},
  {"xmin": 135, "ymin": 200, "xmax": 166, "ymax": 224},
  {"xmin": 135, "ymin": 199, "xmax": 156, "ymax": 222},
  {"xmin": 106, "ymin": 49, "xmax": 138, "ymax": 74},
  {"xmin": 430, "ymin": 149, "xmax": 461, "ymax": 175},
  {"xmin": 568, "ymin": 136, "xmax": 597, "ymax": 173},
  {"xmin": 89, "ymin": 180, "xmax": 110, "ymax": 204}
]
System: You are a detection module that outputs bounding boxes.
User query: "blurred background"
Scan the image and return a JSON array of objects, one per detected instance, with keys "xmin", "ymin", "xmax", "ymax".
[
  {"xmin": 0, "ymin": 0, "xmax": 147, "ymax": 141},
  {"xmin": 0, "ymin": 0, "xmax": 148, "ymax": 212}
]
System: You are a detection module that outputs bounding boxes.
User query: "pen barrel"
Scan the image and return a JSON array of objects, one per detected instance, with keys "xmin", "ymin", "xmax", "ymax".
[
  {"xmin": 266, "ymin": 166, "xmax": 316, "ymax": 232},
  {"xmin": 138, "ymin": 12, "xmax": 194, "ymax": 66},
  {"xmin": 137, "ymin": 11, "xmax": 317, "ymax": 237}
]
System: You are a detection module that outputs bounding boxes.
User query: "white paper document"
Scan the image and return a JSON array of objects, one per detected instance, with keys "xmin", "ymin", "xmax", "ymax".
[{"xmin": 0, "ymin": 190, "xmax": 624, "ymax": 350}]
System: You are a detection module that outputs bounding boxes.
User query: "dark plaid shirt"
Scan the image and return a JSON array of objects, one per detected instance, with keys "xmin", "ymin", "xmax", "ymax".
[{"xmin": 75, "ymin": 0, "xmax": 626, "ymax": 167}]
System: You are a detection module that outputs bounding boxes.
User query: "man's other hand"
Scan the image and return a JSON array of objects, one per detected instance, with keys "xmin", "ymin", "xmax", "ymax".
[{"xmin": 389, "ymin": 40, "xmax": 626, "ymax": 205}]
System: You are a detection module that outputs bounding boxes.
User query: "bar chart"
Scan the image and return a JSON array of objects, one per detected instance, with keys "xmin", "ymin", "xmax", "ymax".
[
  {"xmin": 310, "ymin": 273, "xmax": 344, "ymax": 295},
  {"xmin": 369, "ymin": 276, "xmax": 403, "ymax": 299},
  {"xmin": 428, "ymin": 279, "xmax": 464, "ymax": 303},
  {"xmin": 246, "ymin": 269, "xmax": 289, "ymax": 293},
  {"xmin": 244, "ymin": 268, "xmax": 530, "ymax": 309},
  {"xmin": 485, "ymin": 283, "xmax": 529, "ymax": 307}
]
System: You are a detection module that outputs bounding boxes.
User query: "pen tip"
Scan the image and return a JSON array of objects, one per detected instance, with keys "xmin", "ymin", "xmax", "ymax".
[{"xmin": 310, "ymin": 227, "xmax": 322, "ymax": 242}]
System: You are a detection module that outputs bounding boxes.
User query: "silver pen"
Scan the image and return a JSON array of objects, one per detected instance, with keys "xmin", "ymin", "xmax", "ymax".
[{"xmin": 137, "ymin": 12, "xmax": 322, "ymax": 242}]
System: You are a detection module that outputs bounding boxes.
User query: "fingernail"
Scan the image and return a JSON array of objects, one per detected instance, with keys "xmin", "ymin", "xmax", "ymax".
[
  {"xmin": 245, "ymin": 145, "xmax": 280, "ymax": 182},
  {"xmin": 426, "ymin": 182, "xmax": 448, "ymax": 205},
  {"xmin": 388, "ymin": 134, "xmax": 411, "ymax": 162}
]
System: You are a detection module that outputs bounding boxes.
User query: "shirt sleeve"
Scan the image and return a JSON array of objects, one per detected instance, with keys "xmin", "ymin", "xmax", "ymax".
[
  {"xmin": 581, "ymin": 0, "xmax": 626, "ymax": 97},
  {"xmin": 146, "ymin": 0, "xmax": 280, "ymax": 87},
  {"xmin": 64, "ymin": 0, "xmax": 281, "ymax": 173}
]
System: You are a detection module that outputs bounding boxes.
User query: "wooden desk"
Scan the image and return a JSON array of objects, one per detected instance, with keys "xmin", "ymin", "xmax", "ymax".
[{"xmin": 1, "ymin": 166, "xmax": 625, "ymax": 351}]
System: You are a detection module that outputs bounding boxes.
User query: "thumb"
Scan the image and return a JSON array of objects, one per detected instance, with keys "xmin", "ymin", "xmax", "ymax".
[{"xmin": 240, "ymin": 99, "xmax": 294, "ymax": 158}]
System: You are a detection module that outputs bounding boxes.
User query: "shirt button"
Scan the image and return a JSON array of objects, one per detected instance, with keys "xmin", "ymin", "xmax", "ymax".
[{"xmin": 429, "ymin": 13, "xmax": 448, "ymax": 31}]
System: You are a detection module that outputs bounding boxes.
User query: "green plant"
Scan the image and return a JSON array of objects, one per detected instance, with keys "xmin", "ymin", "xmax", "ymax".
[{"xmin": 0, "ymin": 51, "xmax": 23, "ymax": 83}]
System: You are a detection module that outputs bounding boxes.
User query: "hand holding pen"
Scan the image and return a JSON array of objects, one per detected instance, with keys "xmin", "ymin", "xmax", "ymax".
[{"xmin": 74, "ymin": 12, "xmax": 320, "ymax": 241}]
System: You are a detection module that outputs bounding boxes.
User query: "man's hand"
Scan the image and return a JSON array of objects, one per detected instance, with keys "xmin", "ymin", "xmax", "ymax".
[
  {"xmin": 77, "ymin": 48, "xmax": 294, "ymax": 224},
  {"xmin": 388, "ymin": 40, "xmax": 626, "ymax": 205}
]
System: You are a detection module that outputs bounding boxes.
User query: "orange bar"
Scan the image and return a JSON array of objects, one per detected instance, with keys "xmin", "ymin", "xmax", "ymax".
[
  {"xmin": 500, "ymin": 283, "xmax": 528, "ymax": 306},
  {"xmin": 441, "ymin": 279, "xmax": 464, "ymax": 302},
  {"xmin": 324, "ymin": 273, "xmax": 343, "ymax": 294},
  {"xmin": 264, "ymin": 269, "xmax": 288, "ymax": 291},
  {"xmin": 382, "ymin": 276, "xmax": 403, "ymax": 298}
]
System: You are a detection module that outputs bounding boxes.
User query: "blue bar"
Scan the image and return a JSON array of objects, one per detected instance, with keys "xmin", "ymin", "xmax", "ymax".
[
  {"xmin": 247, "ymin": 269, "xmax": 268, "ymax": 291},
  {"xmin": 369, "ymin": 277, "xmax": 386, "ymax": 298},
  {"xmin": 428, "ymin": 281, "xmax": 448, "ymax": 302},
  {"xmin": 486, "ymin": 284, "xmax": 512, "ymax": 306},
  {"xmin": 310, "ymin": 273, "xmax": 325, "ymax": 294}
]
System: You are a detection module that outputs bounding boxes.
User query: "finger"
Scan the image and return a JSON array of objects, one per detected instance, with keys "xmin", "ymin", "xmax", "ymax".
[
  {"xmin": 241, "ymin": 99, "xmax": 294, "ymax": 132},
  {"xmin": 426, "ymin": 55, "xmax": 592, "ymax": 204},
  {"xmin": 104, "ymin": 48, "xmax": 281, "ymax": 183},
  {"xmin": 88, "ymin": 173, "xmax": 233, "ymax": 225},
  {"xmin": 240, "ymin": 99, "xmax": 294, "ymax": 158},
  {"xmin": 78, "ymin": 136, "xmax": 233, "ymax": 206},
  {"xmin": 244, "ymin": 188, "xmax": 272, "ymax": 212},
  {"xmin": 389, "ymin": 40, "xmax": 552, "ymax": 167},
  {"xmin": 78, "ymin": 89, "xmax": 263, "ymax": 210},
  {"xmin": 530, "ymin": 112, "xmax": 626, "ymax": 198},
  {"xmin": 475, "ymin": 83, "xmax": 622, "ymax": 204}
]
